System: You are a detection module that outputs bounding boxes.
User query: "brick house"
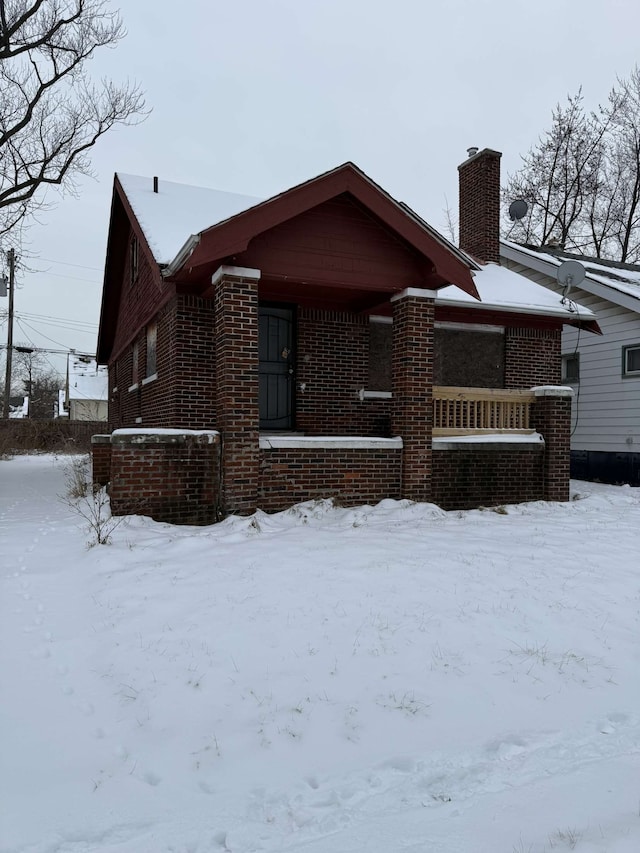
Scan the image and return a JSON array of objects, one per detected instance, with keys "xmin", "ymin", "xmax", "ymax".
[{"xmin": 95, "ymin": 148, "xmax": 599, "ymax": 524}]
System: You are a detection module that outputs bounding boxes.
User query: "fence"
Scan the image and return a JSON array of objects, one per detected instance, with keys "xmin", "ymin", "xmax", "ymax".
[{"xmin": 0, "ymin": 419, "xmax": 106, "ymax": 454}]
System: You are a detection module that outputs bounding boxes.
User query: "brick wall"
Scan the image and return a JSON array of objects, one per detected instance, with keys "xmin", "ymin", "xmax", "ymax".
[
  {"xmin": 432, "ymin": 443, "xmax": 545, "ymax": 510},
  {"xmin": 174, "ymin": 295, "xmax": 217, "ymax": 428},
  {"xmin": 258, "ymin": 447, "xmax": 402, "ymax": 512},
  {"xmin": 109, "ymin": 431, "xmax": 220, "ymax": 525},
  {"xmin": 111, "ymin": 223, "xmax": 167, "ymax": 362},
  {"xmin": 296, "ymin": 309, "xmax": 375, "ymax": 434},
  {"xmin": 504, "ymin": 327, "xmax": 561, "ymax": 388},
  {"xmin": 109, "ymin": 293, "xmax": 218, "ymax": 431}
]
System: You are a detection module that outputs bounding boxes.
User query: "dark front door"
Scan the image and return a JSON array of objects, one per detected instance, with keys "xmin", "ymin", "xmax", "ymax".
[{"xmin": 259, "ymin": 305, "xmax": 294, "ymax": 430}]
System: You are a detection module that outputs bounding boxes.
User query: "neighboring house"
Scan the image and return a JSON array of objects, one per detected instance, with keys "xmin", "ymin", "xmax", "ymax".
[
  {"xmin": 56, "ymin": 389, "xmax": 69, "ymax": 418},
  {"xmin": 501, "ymin": 242, "xmax": 640, "ymax": 486},
  {"xmin": 95, "ymin": 150, "xmax": 599, "ymax": 524},
  {"xmin": 8, "ymin": 396, "xmax": 28, "ymax": 419},
  {"xmin": 66, "ymin": 354, "xmax": 108, "ymax": 421}
]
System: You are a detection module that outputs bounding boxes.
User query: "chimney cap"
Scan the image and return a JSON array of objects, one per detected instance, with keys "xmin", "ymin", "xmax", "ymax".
[{"xmin": 458, "ymin": 147, "xmax": 502, "ymax": 171}]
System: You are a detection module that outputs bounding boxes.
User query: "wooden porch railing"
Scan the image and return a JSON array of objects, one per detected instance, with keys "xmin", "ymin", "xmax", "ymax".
[{"xmin": 432, "ymin": 386, "xmax": 535, "ymax": 436}]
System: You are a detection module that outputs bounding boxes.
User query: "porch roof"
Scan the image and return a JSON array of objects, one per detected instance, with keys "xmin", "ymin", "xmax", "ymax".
[{"xmin": 437, "ymin": 263, "xmax": 601, "ymax": 334}]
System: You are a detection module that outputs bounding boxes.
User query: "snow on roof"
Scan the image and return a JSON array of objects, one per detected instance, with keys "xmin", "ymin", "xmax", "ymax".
[
  {"xmin": 8, "ymin": 396, "xmax": 28, "ymax": 418},
  {"xmin": 117, "ymin": 173, "xmax": 262, "ymax": 265},
  {"xmin": 436, "ymin": 262, "xmax": 596, "ymax": 321},
  {"xmin": 114, "ymin": 173, "xmax": 593, "ymax": 323},
  {"xmin": 501, "ymin": 241, "xmax": 640, "ymax": 304},
  {"xmin": 57, "ymin": 389, "xmax": 68, "ymax": 417},
  {"xmin": 67, "ymin": 354, "xmax": 108, "ymax": 402}
]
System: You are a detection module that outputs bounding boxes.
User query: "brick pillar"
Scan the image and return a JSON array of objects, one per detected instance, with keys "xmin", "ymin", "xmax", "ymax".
[
  {"xmin": 391, "ymin": 288, "xmax": 435, "ymax": 502},
  {"xmin": 213, "ymin": 265, "xmax": 261, "ymax": 515},
  {"xmin": 91, "ymin": 434, "xmax": 112, "ymax": 487},
  {"xmin": 531, "ymin": 386, "xmax": 573, "ymax": 501}
]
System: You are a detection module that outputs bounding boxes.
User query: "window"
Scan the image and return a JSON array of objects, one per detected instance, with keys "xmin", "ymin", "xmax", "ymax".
[
  {"xmin": 130, "ymin": 236, "xmax": 139, "ymax": 285},
  {"xmin": 132, "ymin": 341, "xmax": 139, "ymax": 385},
  {"xmin": 622, "ymin": 344, "xmax": 640, "ymax": 377},
  {"xmin": 562, "ymin": 353, "xmax": 580, "ymax": 383},
  {"xmin": 368, "ymin": 318, "xmax": 392, "ymax": 391},
  {"xmin": 146, "ymin": 322, "xmax": 157, "ymax": 378}
]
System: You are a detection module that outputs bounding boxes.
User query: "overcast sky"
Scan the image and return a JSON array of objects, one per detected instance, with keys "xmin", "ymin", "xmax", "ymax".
[{"xmin": 2, "ymin": 0, "xmax": 639, "ymax": 378}]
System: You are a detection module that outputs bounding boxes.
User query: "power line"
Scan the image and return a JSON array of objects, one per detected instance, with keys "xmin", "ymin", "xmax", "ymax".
[
  {"xmin": 22, "ymin": 270, "xmax": 101, "ymax": 285},
  {"xmin": 16, "ymin": 317, "xmax": 88, "ymax": 351},
  {"xmin": 0, "ymin": 343, "xmax": 91, "ymax": 356},
  {"xmin": 13, "ymin": 312, "xmax": 98, "ymax": 334},
  {"xmin": 14, "ymin": 320, "xmax": 68, "ymax": 379},
  {"xmin": 36, "ymin": 256, "xmax": 102, "ymax": 272},
  {"xmin": 15, "ymin": 311, "xmax": 97, "ymax": 328}
]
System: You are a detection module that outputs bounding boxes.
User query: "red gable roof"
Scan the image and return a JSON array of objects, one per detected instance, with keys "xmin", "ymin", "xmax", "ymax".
[{"xmin": 169, "ymin": 162, "xmax": 479, "ymax": 299}]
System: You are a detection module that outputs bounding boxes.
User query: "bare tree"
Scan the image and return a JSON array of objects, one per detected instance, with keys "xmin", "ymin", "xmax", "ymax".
[
  {"xmin": 504, "ymin": 68, "xmax": 640, "ymax": 263},
  {"xmin": 604, "ymin": 67, "xmax": 640, "ymax": 262},
  {"xmin": 0, "ymin": 0, "xmax": 146, "ymax": 238},
  {"xmin": 504, "ymin": 91, "xmax": 610, "ymax": 250}
]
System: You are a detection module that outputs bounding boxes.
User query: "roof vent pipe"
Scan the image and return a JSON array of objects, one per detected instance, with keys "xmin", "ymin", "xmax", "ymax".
[
  {"xmin": 153, "ymin": 176, "xmax": 158, "ymax": 193},
  {"xmin": 466, "ymin": 146, "xmax": 479, "ymax": 158}
]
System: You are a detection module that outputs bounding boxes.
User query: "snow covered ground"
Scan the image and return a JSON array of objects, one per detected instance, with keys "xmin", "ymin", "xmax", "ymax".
[{"xmin": 1, "ymin": 454, "xmax": 639, "ymax": 853}]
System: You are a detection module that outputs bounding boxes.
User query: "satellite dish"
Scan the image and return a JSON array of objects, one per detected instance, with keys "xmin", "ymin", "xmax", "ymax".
[
  {"xmin": 557, "ymin": 260, "xmax": 585, "ymax": 292},
  {"xmin": 509, "ymin": 199, "xmax": 528, "ymax": 221}
]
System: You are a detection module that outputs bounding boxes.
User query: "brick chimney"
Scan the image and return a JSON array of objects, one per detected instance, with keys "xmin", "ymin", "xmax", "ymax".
[{"xmin": 458, "ymin": 147, "xmax": 502, "ymax": 264}]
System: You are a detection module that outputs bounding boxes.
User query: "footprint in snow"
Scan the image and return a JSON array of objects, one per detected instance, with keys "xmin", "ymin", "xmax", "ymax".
[
  {"xmin": 599, "ymin": 712, "xmax": 629, "ymax": 734},
  {"xmin": 485, "ymin": 734, "xmax": 528, "ymax": 760},
  {"xmin": 31, "ymin": 645, "xmax": 51, "ymax": 659}
]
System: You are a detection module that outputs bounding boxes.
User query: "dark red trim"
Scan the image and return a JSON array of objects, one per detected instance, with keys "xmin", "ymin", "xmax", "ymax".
[{"xmin": 435, "ymin": 304, "xmax": 602, "ymax": 334}]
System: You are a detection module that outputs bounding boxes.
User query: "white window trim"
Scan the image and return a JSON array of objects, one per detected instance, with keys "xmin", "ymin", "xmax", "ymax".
[
  {"xmin": 622, "ymin": 343, "xmax": 640, "ymax": 377},
  {"xmin": 141, "ymin": 373, "xmax": 158, "ymax": 386}
]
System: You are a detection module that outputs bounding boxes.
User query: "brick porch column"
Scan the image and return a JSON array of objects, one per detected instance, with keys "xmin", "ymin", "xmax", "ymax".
[
  {"xmin": 391, "ymin": 288, "xmax": 435, "ymax": 502},
  {"xmin": 213, "ymin": 265, "xmax": 261, "ymax": 515},
  {"xmin": 91, "ymin": 434, "xmax": 112, "ymax": 487},
  {"xmin": 531, "ymin": 386, "xmax": 574, "ymax": 501}
]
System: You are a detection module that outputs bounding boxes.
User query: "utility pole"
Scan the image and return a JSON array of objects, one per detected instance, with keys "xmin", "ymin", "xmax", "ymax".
[{"xmin": 3, "ymin": 249, "xmax": 16, "ymax": 420}]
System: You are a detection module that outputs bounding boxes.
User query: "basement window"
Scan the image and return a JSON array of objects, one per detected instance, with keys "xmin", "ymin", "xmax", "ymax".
[
  {"xmin": 561, "ymin": 353, "xmax": 580, "ymax": 383},
  {"xmin": 622, "ymin": 344, "xmax": 640, "ymax": 377}
]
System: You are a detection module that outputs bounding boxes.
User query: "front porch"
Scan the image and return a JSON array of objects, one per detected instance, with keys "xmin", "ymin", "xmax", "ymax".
[{"xmin": 94, "ymin": 383, "xmax": 572, "ymax": 523}]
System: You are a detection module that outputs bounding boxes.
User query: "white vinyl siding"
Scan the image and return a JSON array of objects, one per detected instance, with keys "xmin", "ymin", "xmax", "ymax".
[{"xmin": 502, "ymin": 259, "xmax": 640, "ymax": 455}]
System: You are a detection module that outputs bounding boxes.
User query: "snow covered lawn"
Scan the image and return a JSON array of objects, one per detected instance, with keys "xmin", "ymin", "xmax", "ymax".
[{"xmin": 1, "ymin": 454, "xmax": 639, "ymax": 853}]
